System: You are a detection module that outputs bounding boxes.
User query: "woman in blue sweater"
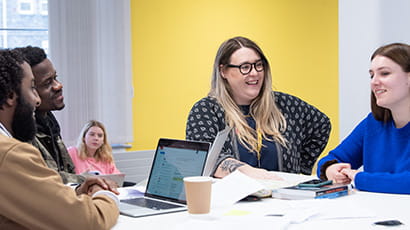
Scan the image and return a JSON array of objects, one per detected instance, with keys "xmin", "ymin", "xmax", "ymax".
[{"xmin": 317, "ymin": 43, "xmax": 410, "ymax": 194}]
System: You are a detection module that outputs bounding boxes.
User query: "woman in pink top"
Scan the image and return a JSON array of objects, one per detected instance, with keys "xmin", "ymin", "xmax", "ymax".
[{"xmin": 68, "ymin": 120, "xmax": 121, "ymax": 175}]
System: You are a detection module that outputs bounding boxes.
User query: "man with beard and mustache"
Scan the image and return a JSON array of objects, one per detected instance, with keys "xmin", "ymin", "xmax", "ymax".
[
  {"xmin": 0, "ymin": 49, "xmax": 119, "ymax": 229},
  {"xmin": 14, "ymin": 46, "xmax": 83, "ymax": 184}
]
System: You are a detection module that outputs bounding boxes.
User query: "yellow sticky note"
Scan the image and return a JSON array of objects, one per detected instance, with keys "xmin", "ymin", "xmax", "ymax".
[{"xmin": 224, "ymin": 210, "xmax": 251, "ymax": 216}]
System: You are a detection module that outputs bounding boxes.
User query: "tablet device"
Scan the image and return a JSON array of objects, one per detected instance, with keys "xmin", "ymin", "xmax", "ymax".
[{"xmin": 87, "ymin": 173, "xmax": 126, "ymax": 187}]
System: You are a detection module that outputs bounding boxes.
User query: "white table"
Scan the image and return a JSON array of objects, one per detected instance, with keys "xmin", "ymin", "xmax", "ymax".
[{"xmin": 112, "ymin": 173, "xmax": 409, "ymax": 230}]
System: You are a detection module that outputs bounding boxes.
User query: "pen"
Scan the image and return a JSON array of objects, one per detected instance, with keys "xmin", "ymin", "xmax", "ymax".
[{"xmin": 265, "ymin": 214, "xmax": 284, "ymax": 217}]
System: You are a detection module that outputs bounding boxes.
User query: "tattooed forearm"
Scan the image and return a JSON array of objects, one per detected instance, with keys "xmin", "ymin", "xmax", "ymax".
[{"xmin": 220, "ymin": 159, "xmax": 245, "ymax": 173}]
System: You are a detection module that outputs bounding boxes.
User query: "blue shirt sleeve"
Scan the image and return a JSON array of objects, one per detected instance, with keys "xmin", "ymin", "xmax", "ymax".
[
  {"xmin": 356, "ymin": 171, "xmax": 410, "ymax": 194},
  {"xmin": 317, "ymin": 116, "xmax": 367, "ymax": 176},
  {"xmin": 318, "ymin": 113, "xmax": 410, "ymax": 194}
]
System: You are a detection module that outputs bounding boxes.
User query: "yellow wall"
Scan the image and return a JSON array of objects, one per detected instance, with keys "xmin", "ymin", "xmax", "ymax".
[{"xmin": 130, "ymin": 0, "xmax": 339, "ymax": 158}]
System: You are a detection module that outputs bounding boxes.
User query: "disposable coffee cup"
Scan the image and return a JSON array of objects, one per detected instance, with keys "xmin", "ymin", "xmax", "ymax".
[{"xmin": 183, "ymin": 176, "xmax": 212, "ymax": 214}]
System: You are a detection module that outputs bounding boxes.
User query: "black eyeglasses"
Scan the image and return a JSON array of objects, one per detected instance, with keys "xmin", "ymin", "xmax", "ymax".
[{"xmin": 226, "ymin": 60, "xmax": 264, "ymax": 75}]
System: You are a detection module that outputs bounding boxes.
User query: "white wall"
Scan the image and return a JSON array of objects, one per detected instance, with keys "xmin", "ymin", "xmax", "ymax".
[{"xmin": 339, "ymin": 0, "xmax": 410, "ymax": 139}]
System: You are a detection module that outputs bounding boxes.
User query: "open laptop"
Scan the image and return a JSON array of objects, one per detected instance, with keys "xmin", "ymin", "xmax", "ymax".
[
  {"xmin": 202, "ymin": 127, "xmax": 231, "ymax": 176},
  {"xmin": 119, "ymin": 138, "xmax": 211, "ymax": 218}
]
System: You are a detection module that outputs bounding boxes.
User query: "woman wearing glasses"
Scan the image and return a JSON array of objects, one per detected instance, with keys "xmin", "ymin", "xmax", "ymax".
[{"xmin": 186, "ymin": 36, "xmax": 331, "ymax": 179}]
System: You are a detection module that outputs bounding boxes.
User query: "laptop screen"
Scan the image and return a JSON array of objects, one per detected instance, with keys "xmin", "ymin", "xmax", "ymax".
[{"xmin": 145, "ymin": 138, "xmax": 210, "ymax": 203}]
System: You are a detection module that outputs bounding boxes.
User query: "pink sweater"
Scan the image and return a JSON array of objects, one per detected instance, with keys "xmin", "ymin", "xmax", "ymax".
[{"xmin": 67, "ymin": 146, "xmax": 121, "ymax": 175}]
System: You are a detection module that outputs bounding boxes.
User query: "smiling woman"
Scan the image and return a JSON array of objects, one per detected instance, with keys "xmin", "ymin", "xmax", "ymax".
[
  {"xmin": 317, "ymin": 43, "xmax": 410, "ymax": 195},
  {"xmin": 67, "ymin": 120, "xmax": 121, "ymax": 175},
  {"xmin": 186, "ymin": 36, "xmax": 331, "ymax": 180}
]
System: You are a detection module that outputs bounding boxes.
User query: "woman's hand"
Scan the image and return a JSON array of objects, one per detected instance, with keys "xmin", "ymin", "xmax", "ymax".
[
  {"xmin": 341, "ymin": 168, "xmax": 359, "ymax": 182},
  {"xmin": 326, "ymin": 163, "xmax": 352, "ymax": 184},
  {"xmin": 237, "ymin": 164, "xmax": 283, "ymax": 180},
  {"xmin": 214, "ymin": 158, "xmax": 283, "ymax": 180}
]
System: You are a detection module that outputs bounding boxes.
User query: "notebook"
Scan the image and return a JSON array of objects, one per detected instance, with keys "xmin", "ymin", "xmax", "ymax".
[
  {"xmin": 202, "ymin": 127, "xmax": 231, "ymax": 176},
  {"xmin": 119, "ymin": 138, "xmax": 211, "ymax": 218}
]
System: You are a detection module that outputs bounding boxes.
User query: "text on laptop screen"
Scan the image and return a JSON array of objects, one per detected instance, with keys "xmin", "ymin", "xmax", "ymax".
[{"xmin": 146, "ymin": 139, "xmax": 209, "ymax": 202}]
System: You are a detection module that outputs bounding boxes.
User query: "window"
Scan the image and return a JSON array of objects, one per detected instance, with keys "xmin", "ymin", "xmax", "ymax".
[
  {"xmin": 0, "ymin": 0, "xmax": 48, "ymax": 50},
  {"xmin": 17, "ymin": 0, "xmax": 35, "ymax": 15},
  {"xmin": 1, "ymin": 0, "xmax": 132, "ymax": 149},
  {"xmin": 39, "ymin": 0, "xmax": 48, "ymax": 15}
]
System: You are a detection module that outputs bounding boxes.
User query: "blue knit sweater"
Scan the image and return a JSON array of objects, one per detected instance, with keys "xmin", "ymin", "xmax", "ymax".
[{"xmin": 317, "ymin": 113, "xmax": 410, "ymax": 194}]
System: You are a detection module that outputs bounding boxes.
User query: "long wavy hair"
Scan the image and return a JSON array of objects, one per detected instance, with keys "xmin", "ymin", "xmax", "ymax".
[
  {"xmin": 209, "ymin": 36, "xmax": 287, "ymax": 153},
  {"xmin": 370, "ymin": 43, "xmax": 410, "ymax": 122},
  {"xmin": 76, "ymin": 120, "xmax": 114, "ymax": 163}
]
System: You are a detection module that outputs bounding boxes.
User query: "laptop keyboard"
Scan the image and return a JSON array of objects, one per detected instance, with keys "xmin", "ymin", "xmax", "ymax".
[{"xmin": 122, "ymin": 198, "xmax": 183, "ymax": 210}]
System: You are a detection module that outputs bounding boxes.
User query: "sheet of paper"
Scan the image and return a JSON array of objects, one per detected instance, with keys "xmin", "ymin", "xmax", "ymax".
[
  {"xmin": 286, "ymin": 198, "xmax": 376, "ymax": 220},
  {"xmin": 172, "ymin": 216, "xmax": 290, "ymax": 230},
  {"xmin": 210, "ymin": 171, "xmax": 264, "ymax": 208},
  {"xmin": 116, "ymin": 187, "xmax": 144, "ymax": 200},
  {"xmin": 256, "ymin": 179, "xmax": 298, "ymax": 190}
]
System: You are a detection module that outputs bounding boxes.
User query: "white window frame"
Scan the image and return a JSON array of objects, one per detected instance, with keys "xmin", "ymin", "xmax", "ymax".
[
  {"xmin": 39, "ymin": 0, "xmax": 48, "ymax": 15},
  {"xmin": 17, "ymin": 0, "xmax": 35, "ymax": 15},
  {"xmin": 41, "ymin": 39, "xmax": 48, "ymax": 53}
]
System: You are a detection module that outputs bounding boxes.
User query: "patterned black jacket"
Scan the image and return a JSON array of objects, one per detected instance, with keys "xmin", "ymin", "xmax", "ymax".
[{"xmin": 186, "ymin": 91, "xmax": 331, "ymax": 175}]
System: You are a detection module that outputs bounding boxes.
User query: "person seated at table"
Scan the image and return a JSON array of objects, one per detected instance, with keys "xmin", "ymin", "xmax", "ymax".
[
  {"xmin": 0, "ymin": 49, "xmax": 118, "ymax": 229},
  {"xmin": 68, "ymin": 120, "xmax": 121, "ymax": 175},
  {"xmin": 186, "ymin": 36, "xmax": 331, "ymax": 179},
  {"xmin": 317, "ymin": 42, "xmax": 410, "ymax": 194},
  {"xmin": 14, "ymin": 45, "xmax": 83, "ymax": 184}
]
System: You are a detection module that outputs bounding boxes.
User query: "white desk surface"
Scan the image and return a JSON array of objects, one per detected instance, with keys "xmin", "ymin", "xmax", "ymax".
[{"xmin": 112, "ymin": 172, "xmax": 409, "ymax": 230}]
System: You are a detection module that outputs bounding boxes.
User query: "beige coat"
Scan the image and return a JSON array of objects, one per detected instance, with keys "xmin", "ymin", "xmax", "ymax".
[{"xmin": 0, "ymin": 134, "xmax": 119, "ymax": 230}]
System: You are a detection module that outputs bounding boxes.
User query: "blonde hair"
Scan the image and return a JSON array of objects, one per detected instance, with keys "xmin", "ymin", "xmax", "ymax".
[
  {"xmin": 76, "ymin": 120, "xmax": 114, "ymax": 163},
  {"xmin": 209, "ymin": 36, "xmax": 287, "ymax": 153}
]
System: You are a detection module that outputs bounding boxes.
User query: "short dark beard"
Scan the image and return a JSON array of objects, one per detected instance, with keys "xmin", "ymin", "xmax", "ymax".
[{"xmin": 12, "ymin": 96, "xmax": 37, "ymax": 142}]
